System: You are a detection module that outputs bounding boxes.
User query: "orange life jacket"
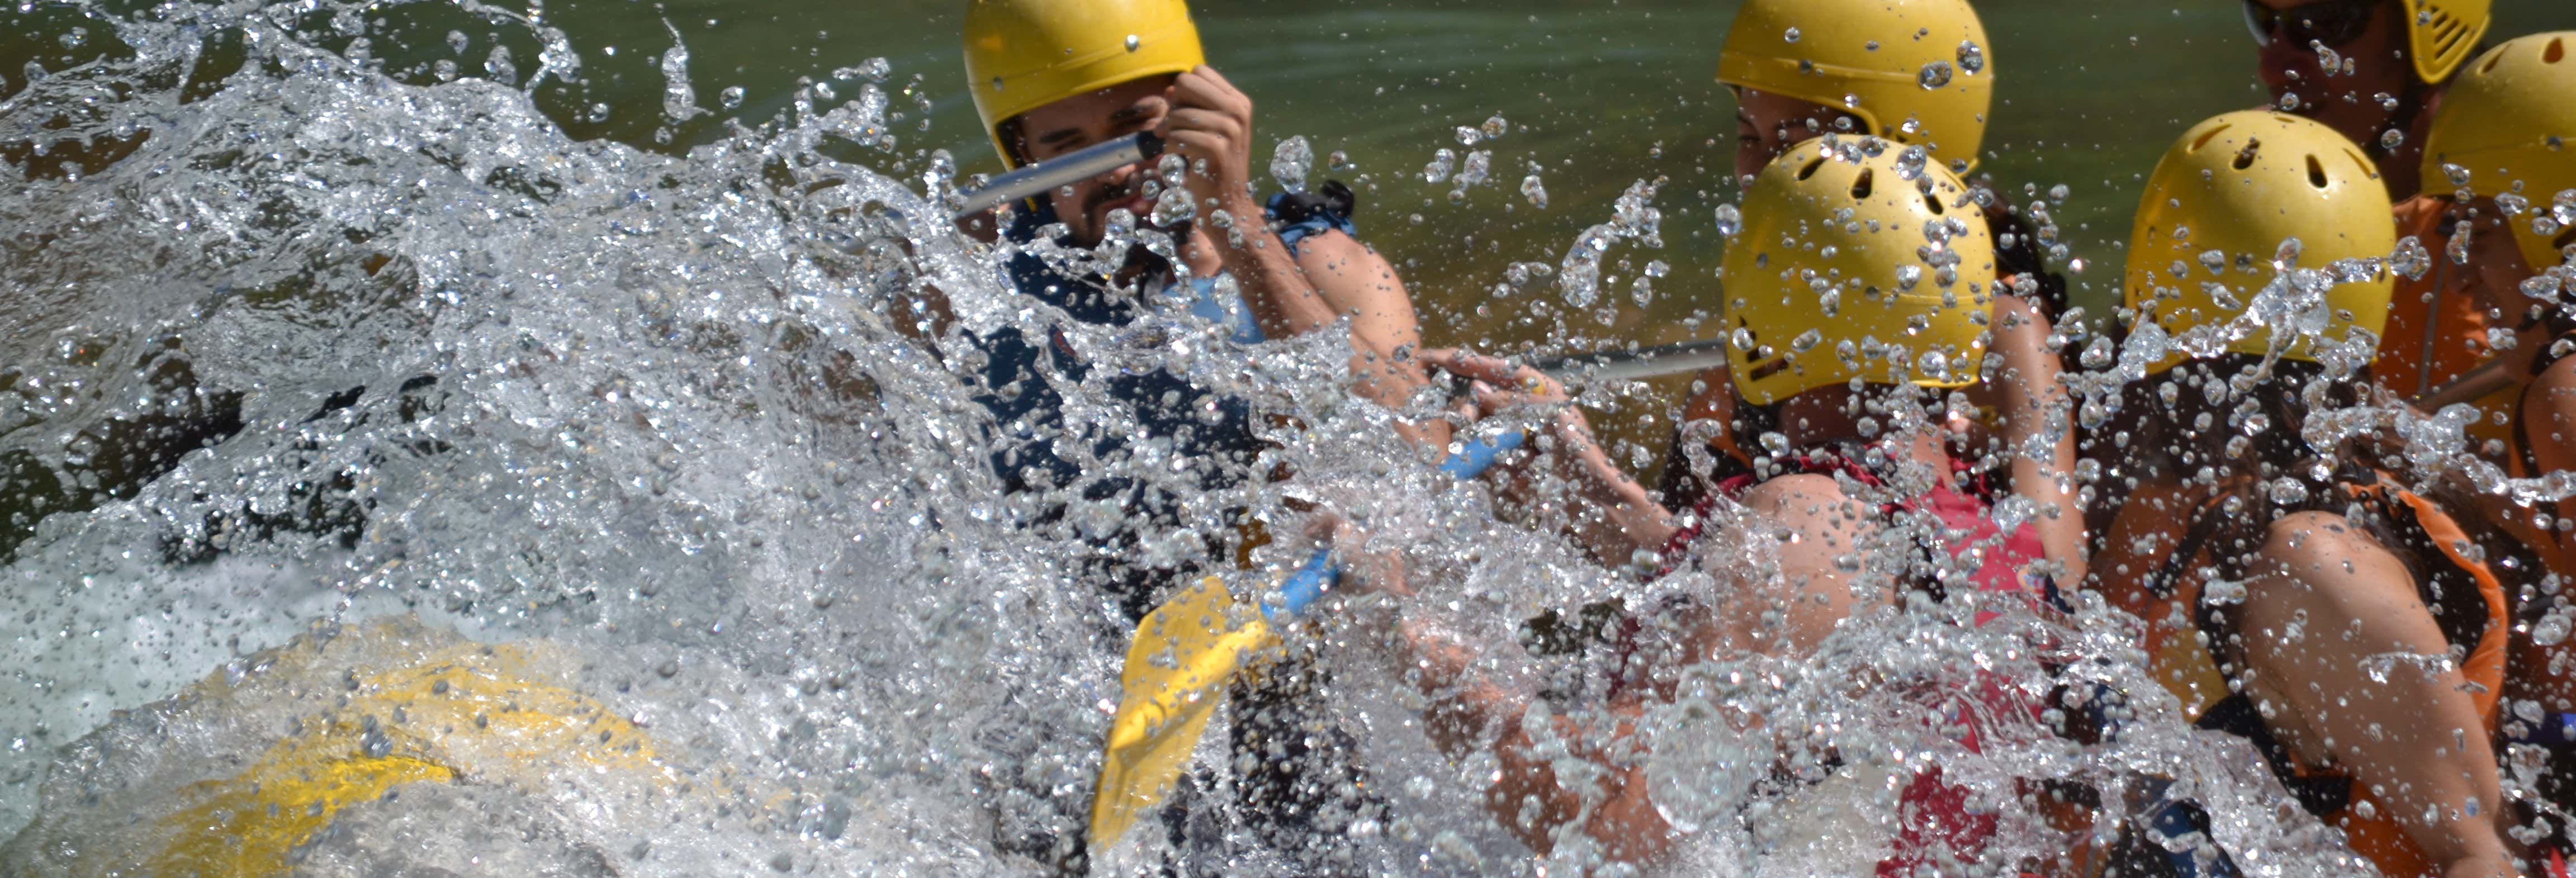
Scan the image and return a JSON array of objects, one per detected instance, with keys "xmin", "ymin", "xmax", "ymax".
[
  {"xmin": 2380, "ymin": 197, "xmax": 2519, "ymax": 446},
  {"xmin": 2101, "ymin": 472, "xmax": 2509, "ymax": 878}
]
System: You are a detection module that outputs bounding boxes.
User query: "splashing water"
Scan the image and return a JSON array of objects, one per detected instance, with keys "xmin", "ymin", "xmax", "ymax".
[{"xmin": 0, "ymin": 3, "xmax": 2528, "ymax": 878}]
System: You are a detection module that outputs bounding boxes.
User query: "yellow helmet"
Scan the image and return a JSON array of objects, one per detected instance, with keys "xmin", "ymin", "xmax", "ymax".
[
  {"xmin": 1722, "ymin": 137, "xmax": 1996, "ymax": 406},
  {"xmin": 2124, "ymin": 111, "xmax": 2396, "ymax": 374},
  {"xmin": 962, "ymin": 0, "xmax": 1206, "ymax": 168},
  {"xmin": 2405, "ymin": 0, "xmax": 2493, "ymax": 84},
  {"xmin": 2419, "ymin": 32, "xmax": 2576, "ymax": 272},
  {"xmin": 1718, "ymin": 0, "xmax": 1994, "ymax": 172}
]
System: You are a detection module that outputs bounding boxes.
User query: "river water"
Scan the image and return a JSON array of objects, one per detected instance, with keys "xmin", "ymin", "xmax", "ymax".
[{"xmin": 0, "ymin": 0, "xmax": 2572, "ymax": 876}]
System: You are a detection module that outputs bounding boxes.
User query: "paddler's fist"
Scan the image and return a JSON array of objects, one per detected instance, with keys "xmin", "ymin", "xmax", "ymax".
[{"xmin": 1159, "ymin": 65, "xmax": 1259, "ymax": 217}]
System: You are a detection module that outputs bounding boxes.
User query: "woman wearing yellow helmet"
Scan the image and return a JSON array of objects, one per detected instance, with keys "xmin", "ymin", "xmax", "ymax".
[
  {"xmin": 2087, "ymin": 111, "xmax": 2516, "ymax": 878},
  {"xmin": 1664, "ymin": 0, "xmax": 2086, "ymax": 591},
  {"xmin": 1338, "ymin": 142, "xmax": 2071, "ymax": 871},
  {"xmin": 2406, "ymin": 34, "xmax": 2576, "ymax": 830},
  {"xmin": 2241, "ymin": 0, "xmax": 2491, "ymax": 199}
]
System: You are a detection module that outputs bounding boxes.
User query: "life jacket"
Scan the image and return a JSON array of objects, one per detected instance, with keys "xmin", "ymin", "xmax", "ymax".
[
  {"xmin": 1654, "ymin": 442, "xmax": 2056, "ymax": 877},
  {"xmin": 2380, "ymin": 197, "xmax": 2519, "ymax": 447},
  {"xmin": 2101, "ymin": 471, "xmax": 2509, "ymax": 878}
]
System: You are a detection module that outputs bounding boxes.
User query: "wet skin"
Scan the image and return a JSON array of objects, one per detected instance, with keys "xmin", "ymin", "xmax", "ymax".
[
  {"xmin": 1007, "ymin": 69, "xmax": 1450, "ymax": 447},
  {"xmin": 2248, "ymin": 0, "xmax": 2430, "ymax": 197},
  {"xmin": 1698, "ymin": 86, "xmax": 2088, "ymax": 585}
]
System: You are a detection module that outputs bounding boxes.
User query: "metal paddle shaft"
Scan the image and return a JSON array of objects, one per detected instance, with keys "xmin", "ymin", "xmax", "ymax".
[
  {"xmin": 1542, "ymin": 339, "xmax": 2538, "ymax": 396},
  {"xmin": 951, "ymin": 132, "xmax": 1163, "ymax": 220},
  {"xmin": 1533, "ymin": 337, "xmax": 1733, "ymax": 382},
  {"xmin": 2414, "ymin": 356, "xmax": 2520, "ymax": 411}
]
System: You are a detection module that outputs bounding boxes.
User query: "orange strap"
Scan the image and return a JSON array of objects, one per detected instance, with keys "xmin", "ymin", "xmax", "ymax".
[{"xmin": 2387, "ymin": 487, "xmax": 2510, "ymax": 727}]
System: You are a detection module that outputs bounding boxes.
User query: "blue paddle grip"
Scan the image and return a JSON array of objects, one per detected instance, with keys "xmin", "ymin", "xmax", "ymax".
[{"xmin": 1438, "ymin": 430, "xmax": 1526, "ymax": 480}]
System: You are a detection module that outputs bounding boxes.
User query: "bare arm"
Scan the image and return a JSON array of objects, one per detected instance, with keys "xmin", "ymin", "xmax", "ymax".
[
  {"xmin": 1160, "ymin": 66, "xmax": 1341, "ymax": 341},
  {"xmin": 1988, "ymin": 293, "xmax": 2086, "ymax": 585},
  {"xmin": 1424, "ymin": 350, "xmax": 1677, "ymax": 566},
  {"xmin": 2240, "ymin": 512, "xmax": 2512, "ymax": 878},
  {"xmin": 1291, "ymin": 230, "xmax": 1442, "ymax": 439}
]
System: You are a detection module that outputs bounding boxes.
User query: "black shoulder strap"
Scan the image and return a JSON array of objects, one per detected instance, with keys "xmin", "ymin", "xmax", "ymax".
[{"xmin": 2143, "ymin": 491, "xmax": 2232, "ymax": 600}]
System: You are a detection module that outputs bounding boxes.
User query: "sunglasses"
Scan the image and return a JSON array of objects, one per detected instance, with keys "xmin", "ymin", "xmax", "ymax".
[{"xmin": 2241, "ymin": 0, "xmax": 2384, "ymax": 49}]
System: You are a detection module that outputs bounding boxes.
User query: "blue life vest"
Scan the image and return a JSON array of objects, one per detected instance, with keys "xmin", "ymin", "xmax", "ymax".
[{"xmin": 968, "ymin": 196, "xmax": 1354, "ymax": 621}]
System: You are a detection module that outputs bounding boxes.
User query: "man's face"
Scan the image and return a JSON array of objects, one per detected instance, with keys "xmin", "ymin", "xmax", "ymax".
[
  {"xmin": 1012, "ymin": 77, "xmax": 1173, "ymax": 246},
  {"xmin": 2251, "ymin": 0, "xmax": 2411, "ymax": 141},
  {"xmin": 1734, "ymin": 87, "xmax": 1857, "ymax": 182}
]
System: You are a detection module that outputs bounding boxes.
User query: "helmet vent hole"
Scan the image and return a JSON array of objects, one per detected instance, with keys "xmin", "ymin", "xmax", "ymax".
[
  {"xmin": 2305, "ymin": 155, "xmax": 2328, "ymax": 189},
  {"xmin": 1798, "ymin": 157, "xmax": 1827, "ymax": 181},
  {"xmin": 2545, "ymin": 37, "xmax": 2565, "ymax": 65},
  {"xmin": 2189, "ymin": 124, "xmax": 2231, "ymax": 153},
  {"xmin": 1924, "ymin": 191, "xmax": 1945, "ymax": 215},
  {"xmin": 2232, "ymin": 137, "xmax": 2262, "ymax": 171},
  {"xmin": 1850, "ymin": 168, "xmax": 1876, "ymax": 200}
]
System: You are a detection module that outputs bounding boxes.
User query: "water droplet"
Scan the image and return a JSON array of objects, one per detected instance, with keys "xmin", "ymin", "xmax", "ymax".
[
  {"xmin": 1449, "ymin": 150, "xmax": 1491, "ymax": 202},
  {"xmin": 2380, "ymin": 127, "xmax": 2404, "ymax": 150},
  {"xmin": 718, "ymin": 86, "xmax": 745, "ymax": 111},
  {"xmin": 1455, "ymin": 126, "xmax": 1481, "ymax": 147},
  {"xmin": 1521, "ymin": 174, "xmax": 1549, "ymax": 209},
  {"xmin": 2278, "ymin": 92, "xmax": 2301, "ymax": 111},
  {"xmin": 1481, "ymin": 114, "xmax": 1510, "ymax": 140},
  {"xmin": 1150, "ymin": 186, "xmax": 1195, "ymax": 226},
  {"xmin": 2537, "ymin": 613, "xmax": 2573, "ymax": 647},
  {"xmin": 2392, "ymin": 236, "xmax": 2432, "ymax": 279},
  {"xmin": 1270, "ymin": 136, "xmax": 1312, "ymax": 194},
  {"xmin": 1957, "ymin": 41, "xmax": 1985, "ymax": 74},
  {"xmin": 1713, "ymin": 204, "xmax": 1742, "ymax": 238},
  {"xmin": 1917, "ymin": 60, "xmax": 1954, "ymax": 89},
  {"xmin": 2080, "ymin": 336, "xmax": 2115, "ymax": 369},
  {"xmin": 1790, "ymin": 329, "xmax": 1824, "ymax": 353},
  {"xmin": 2444, "ymin": 163, "xmax": 2474, "ymax": 188},
  {"xmin": 1783, "ymin": 26, "xmax": 1802, "ymax": 43},
  {"xmin": 1327, "ymin": 150, "xmax": 1354, "ymax": 173},
  {"xmin": 1124, "ymin": 34, "xmax": 1141, "ymax": 53},
  {"xmin": 1422, "ymin": 149, "xmax": 1455, "ymax": 184},
  {"xmin": 2312, "ymin": 41, "xmax": 2342, "ymax": 73}
]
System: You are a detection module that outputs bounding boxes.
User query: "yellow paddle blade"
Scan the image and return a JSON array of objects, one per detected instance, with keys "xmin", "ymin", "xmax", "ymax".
[{"xmin": 1090, "ymin": 574, "xmax": 1280, "ymax": 852}]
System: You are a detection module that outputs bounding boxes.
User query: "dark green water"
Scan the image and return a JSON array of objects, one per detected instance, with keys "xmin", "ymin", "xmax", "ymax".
[{"xmin": 8, "ymin": 0, "xmax": 2572, "ymax": 453}]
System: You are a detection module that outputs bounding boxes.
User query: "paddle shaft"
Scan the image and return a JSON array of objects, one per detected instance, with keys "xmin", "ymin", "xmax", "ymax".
[
  {"xmin": 2414, "ymin": 356, "xmax": 2519, "ymax": 411},
  {"xmin": 952, "ymin": 132, "xmax": 1163, "ymax": 220},
  {"xmin": 1531, "ymin": 337, "xmax": 1731, "ymax": 382}
]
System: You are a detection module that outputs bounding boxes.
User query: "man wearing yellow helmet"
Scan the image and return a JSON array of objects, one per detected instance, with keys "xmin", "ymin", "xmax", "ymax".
[
  {"xmin": 1663, "ymin": 0, "xmax": 2086, "ymax": 591},
  {"xmin": 1343, "ymin": 143, "xmax": 2071, "ymax": 871},
  {"xmin": 2241, "ymin": 0, "xmax": 2490, "ymax": 200},
  {"xmin": 958, "ymin": 2, "xmax": 1433, "ymax": 874},
  {"xmin": 961, "ymin": 0, "xmax": 1429, "ymax": 416},
  {"xmin": 2088, "ymin": 111, "xmax": 2515, "ymax": 878}
]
